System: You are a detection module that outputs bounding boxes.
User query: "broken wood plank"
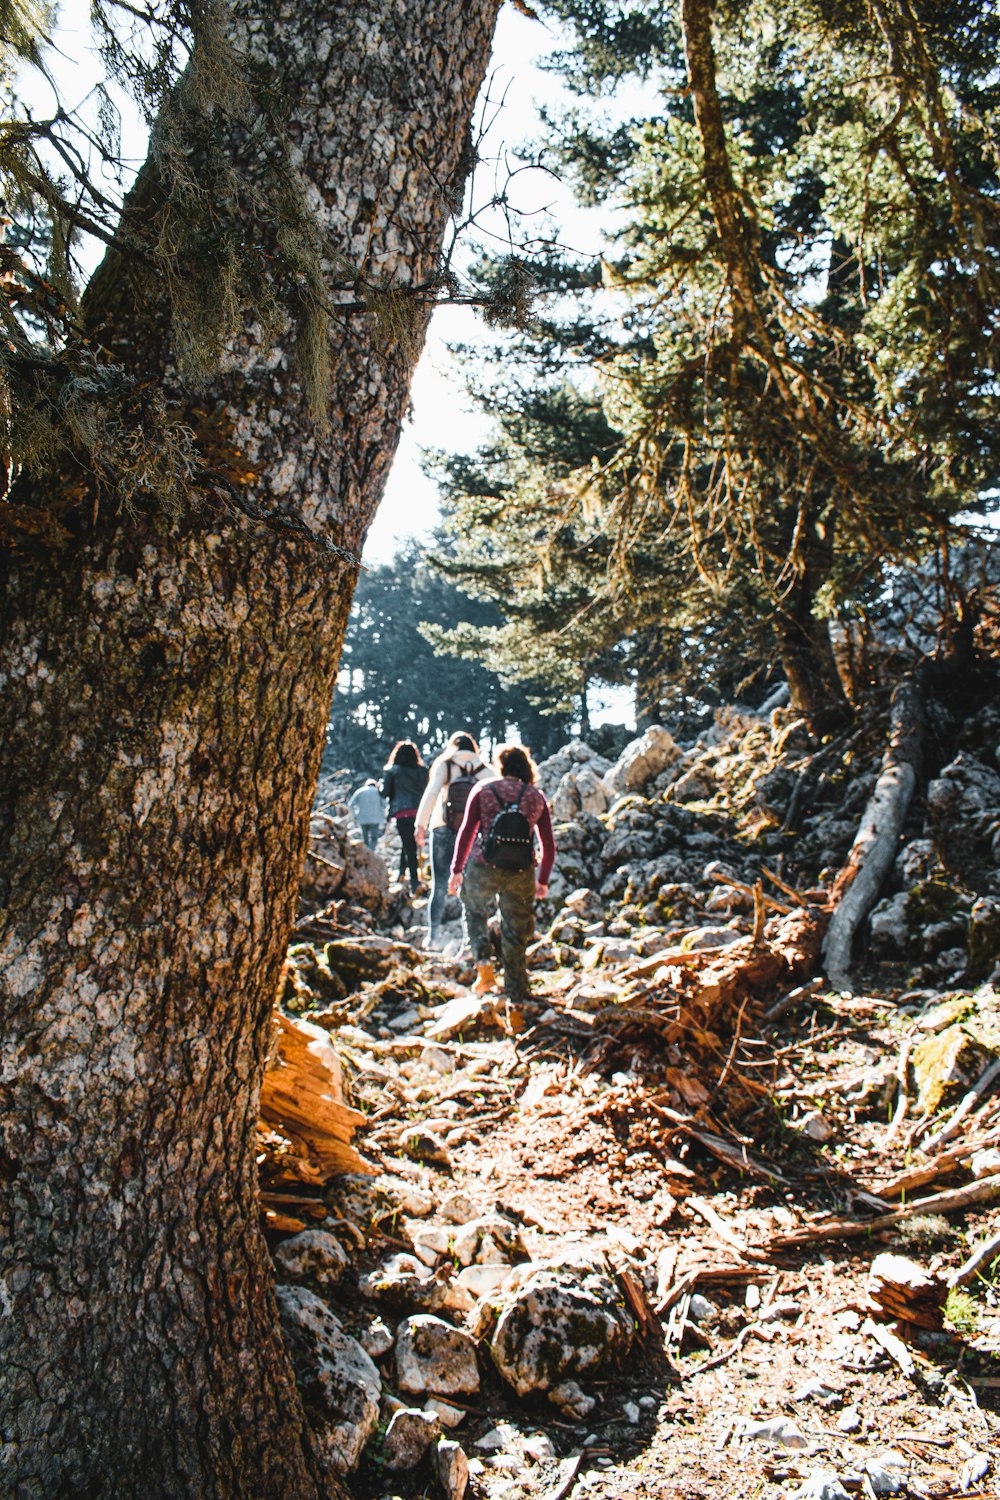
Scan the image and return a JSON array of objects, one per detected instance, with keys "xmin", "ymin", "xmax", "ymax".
[
  {"xmin": 619, "ymin": 1268, "xmax": 660, "ymax": 1340},
  {"xmin": 260, "ymin": 1012, "xmax": 371, "ymax": 1181},
  {"xmin": 867, "ymin": 1253, "xmax": 946, "ymax": 1330}
]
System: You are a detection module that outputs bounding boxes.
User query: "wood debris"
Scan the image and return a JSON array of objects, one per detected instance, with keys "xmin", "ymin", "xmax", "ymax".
[
  {"xmin": 867, "ymin": 1253, "xmax": 947, "ymax": 1330},
  {"xmin": 257, "ymin": 1010, "xmax": 371, "ymax": 1226}
]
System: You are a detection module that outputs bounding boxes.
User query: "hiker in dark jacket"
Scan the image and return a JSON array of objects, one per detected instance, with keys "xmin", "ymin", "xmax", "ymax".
[
  {"xmin": 380, "ymin": 740, "xmax": 428, "ymax": 892},
  {"xmin": 448, "ymin": 743, "xmax": 555, "ymax": 1005},
  {"xmin": 415, "ymin": 731, "xmax": 495, "ymax": 950}
]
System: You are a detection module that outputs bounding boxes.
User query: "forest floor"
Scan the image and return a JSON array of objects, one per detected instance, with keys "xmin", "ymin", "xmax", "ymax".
[{"xmin": 314, "ymin": 917, "xmax": 1000, "ymax": 1500}]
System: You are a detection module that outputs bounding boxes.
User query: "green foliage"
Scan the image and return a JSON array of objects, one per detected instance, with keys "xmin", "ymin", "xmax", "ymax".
[
  {"xmin": 321, "ymin": 539, "xmax": 572, "ymax": 777},
  {"xmin": 438, "ymin": 0, "xmax": 1000, "ymax": 729},
  {"xmin": 944, "ymin": 1286, "xmax": 980, "ymax": 1338}
]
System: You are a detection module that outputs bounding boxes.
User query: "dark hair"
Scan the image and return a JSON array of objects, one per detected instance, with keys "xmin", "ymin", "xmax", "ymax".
[
  {"xmin": 497, "ymin": 744, "xmax": 536, "ymax": 784},
  {"xmin": 454, "ymin": 733, "xmax": 475, "ymax": 753},
  {"xmin": 388, "ymin": 739, "xmax": 423, "ymax": 768}
]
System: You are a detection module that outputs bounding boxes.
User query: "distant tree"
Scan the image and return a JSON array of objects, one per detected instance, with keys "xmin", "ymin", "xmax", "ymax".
[{"xmin": 322, "ymin": 538, "xmax": 572, "ymax": 776}]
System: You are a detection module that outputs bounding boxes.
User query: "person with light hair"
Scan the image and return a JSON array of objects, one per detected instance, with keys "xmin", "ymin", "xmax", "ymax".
[{"xmin": 415, "ymin": 731, "xmax": 495, "ymax": 950}]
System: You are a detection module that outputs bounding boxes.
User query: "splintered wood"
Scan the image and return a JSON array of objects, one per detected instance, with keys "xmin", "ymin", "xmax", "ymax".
[
  {"xmin": 867, "ymin": 1253, "xmax": 947, "ymax": 1331},
  {"xmin": 258, "ymin": 1011, "xmax": 372, "ymax": 1230}
]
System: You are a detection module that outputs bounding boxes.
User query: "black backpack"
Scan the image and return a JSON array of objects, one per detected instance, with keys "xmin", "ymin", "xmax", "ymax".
[
  {"xmin": 444, "ymin": 761, "xmax": 477, "ymax": 833},
  {"xmin": 482, "ymin": 784, "xmax": 534, "ymax": 871}
]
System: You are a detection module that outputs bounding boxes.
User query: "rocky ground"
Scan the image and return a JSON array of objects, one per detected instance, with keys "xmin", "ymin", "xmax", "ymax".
[{"xmin": 267, "ymin": 695, "xmax": 1000, "ymax": 1500}]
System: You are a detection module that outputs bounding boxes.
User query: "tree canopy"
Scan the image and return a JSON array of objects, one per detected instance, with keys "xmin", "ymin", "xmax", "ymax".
[{"xmin": 432, "ymin": 0, "xmax": 1000, "ymax": 732}]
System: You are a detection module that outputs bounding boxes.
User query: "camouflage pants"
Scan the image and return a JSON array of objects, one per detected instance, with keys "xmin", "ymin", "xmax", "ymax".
[{"xmin": 461, "ymin": 860, "xmax": 537, "ymax": 1000}]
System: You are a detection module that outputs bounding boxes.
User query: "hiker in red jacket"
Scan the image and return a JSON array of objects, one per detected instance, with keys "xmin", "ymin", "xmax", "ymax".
[{"xmin": 448, "ymin": 743, "xmax": 555, "ymax": 1005}]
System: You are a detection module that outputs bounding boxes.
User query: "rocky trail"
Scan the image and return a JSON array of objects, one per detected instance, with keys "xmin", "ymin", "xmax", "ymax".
[{"xmin": 259, "ymin": 697, "xmax": 1000, "ymax": 1500}]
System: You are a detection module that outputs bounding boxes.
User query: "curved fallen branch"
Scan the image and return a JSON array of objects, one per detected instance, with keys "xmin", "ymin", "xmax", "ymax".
[
  {"xmin": 823, "ymin": 671, "xmax": 926, "ymax": 992},
  {"xmin": 767, "ymin": 1171, "xmax": 1000, "ymax": 1251}
]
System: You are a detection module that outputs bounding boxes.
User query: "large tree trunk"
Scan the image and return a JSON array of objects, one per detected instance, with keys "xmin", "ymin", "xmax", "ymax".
[
  {"xmin": 0, "ymin": 1, "xmax": 500, "ymax": 1495},
  {"xmin": 775, "ymin": 587, "xmax": 853, "ymax": 736}
]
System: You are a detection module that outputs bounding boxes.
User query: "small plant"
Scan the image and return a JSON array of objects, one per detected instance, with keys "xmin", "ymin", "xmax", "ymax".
[
  {"xmin": 895, "ymin": 1214, "xmax": 959, "ymax": 1250},
  {"xmin": 944, "ymin": 1287, "xmax": 980, "ymax": 1338}
]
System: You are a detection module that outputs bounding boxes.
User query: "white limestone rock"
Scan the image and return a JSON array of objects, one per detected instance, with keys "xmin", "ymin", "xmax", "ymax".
[
  {"xmin": 275, "ymin": 1284, "xmax": 380, "ymax": 1474},
  {"xmin": 489, "ymin": 1266, "xmax": 634, "ymax": 1400},
  {"xmin": 358, "ymin": 1252, "xmax": 447, "ymax": 1312},
  {"xmin": 271, "ymin": 1229, "xmax": 348, "ymax": 1290},
  {"xmin": 927, "ymin": 753, "xmax": 1000, "ymax": 890},
  {"xmin": 550, "ymin": 1380, "xmax": 596, "ymax": 1419},
  {"xmin": 382, "ymin": 1407, "xmax": 442, "ymax": 1471},
  {"xmin": 435, "ymin": 1438, "xmax": 470, "ymax": 1500},
  {"xmin": 606, "ymin": 726, "xmax": 681, "ymax": 796},
  {"xmin": 358, "ymin": 1316, "xmax": 394, "ymax": 1359},
  {"xmin": 395, "ymin": 1314, "xmax": 480, "ymax": 1397},
  {"xmin": 551, "ymin": 766, "xmax": 610, "ymax": 821},
  {"xmin": 669, "ymin": 765, "xmax": 715, "ymax": 803},
  {"xmin": 439, "ymin": 1189, "xmax": 479, "ymax": 1224}
]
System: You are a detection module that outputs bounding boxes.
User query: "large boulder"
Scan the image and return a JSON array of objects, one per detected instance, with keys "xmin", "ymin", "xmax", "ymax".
[
  {"xmin": 606, "ymin": 726, "xmax": 681, "ymax": 796},
  {"xmin": 300, "ymin": 812, "xmax": 390, "ymax": 913},
  {"xmin": 272, "ymin": 1229, "xmax": 349, "ymax": 1291},
  {"xmin": 926, "ymin": 754, "xmax": 1000, "ymax": 895},
  {"xmin": 536, "ymin": 740, "xmax": 612, "ymax": 798},
  {"xmin": 276, "ymin": 1285, "xmax": 381, "ymax": 1474},
  {"xmin": 551, "ymin": 765, "xmax": 610, "ymax": 821},
  {"xmin": 489, "ymin": 1266, "xmax": 634, "ymax": 1401}
]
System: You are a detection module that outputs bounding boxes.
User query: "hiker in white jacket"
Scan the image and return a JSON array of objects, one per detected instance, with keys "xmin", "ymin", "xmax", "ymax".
[{"xmin": 415, "ymin": 732, "xmax": 495, "ymax": 949}]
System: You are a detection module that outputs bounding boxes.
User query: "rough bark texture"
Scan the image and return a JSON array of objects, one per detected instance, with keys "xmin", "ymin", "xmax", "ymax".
[
  {"xmin": 775, "ymin": 580, "xmax": 853, "ymax": 735},
  {"xmin": 0, "ymin": 1, "xmax": 500, "ymax": 1495},
  {"xmin": 822, "ymin": 671, "xmax": 926, "ymax": 991}
]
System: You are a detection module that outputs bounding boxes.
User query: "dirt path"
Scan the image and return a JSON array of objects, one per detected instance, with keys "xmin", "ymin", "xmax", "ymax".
[{"xmin": 316, "ymin": 945, "xmax": 1000, "ymax": 1500}]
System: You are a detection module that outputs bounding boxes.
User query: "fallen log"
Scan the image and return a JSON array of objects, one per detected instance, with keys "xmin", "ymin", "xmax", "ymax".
[
  {"xmin": 868, "ymin": 1124, "xmax": 1000, "ymax": 1199},
  {"xmin": 949, "ymin": 1226, "xmax": 1000, "ymax": 1288},
  {"xmin": 822, "ymin": 671, "xmax": 926, "ymax": 993}
]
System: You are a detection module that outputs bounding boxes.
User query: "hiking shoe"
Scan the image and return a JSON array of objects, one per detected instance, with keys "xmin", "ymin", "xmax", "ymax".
[{"xmin": 473, "ymin": 962, "xmax": 497, "ymax": 995}]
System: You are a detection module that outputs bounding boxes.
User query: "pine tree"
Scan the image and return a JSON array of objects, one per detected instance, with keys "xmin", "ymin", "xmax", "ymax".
[
  {"xmin": 439, "ymin": 0, "xmax": 1000, "ymax": 732},
  {"xmin": 323, "ymin": 539, "xmax": 572, "ymax": 773}
]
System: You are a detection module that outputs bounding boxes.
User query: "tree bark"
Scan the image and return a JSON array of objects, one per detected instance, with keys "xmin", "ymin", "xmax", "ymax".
[
  {"xmin": 774, "ymin": 589, "xmax": 853, "ymax": 736},
  {"xmin": 0, "ymin": 1, "xmax": 500, "ymax": 1495},
  {"xmin": 822, "ymin": 670, "xmax": 926, "ymax": 992}
]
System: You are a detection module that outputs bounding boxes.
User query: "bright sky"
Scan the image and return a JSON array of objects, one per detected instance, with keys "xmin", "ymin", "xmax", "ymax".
[{"xmin": 365, "ymin": 4, "xmax": 614, "ymax": 563}]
